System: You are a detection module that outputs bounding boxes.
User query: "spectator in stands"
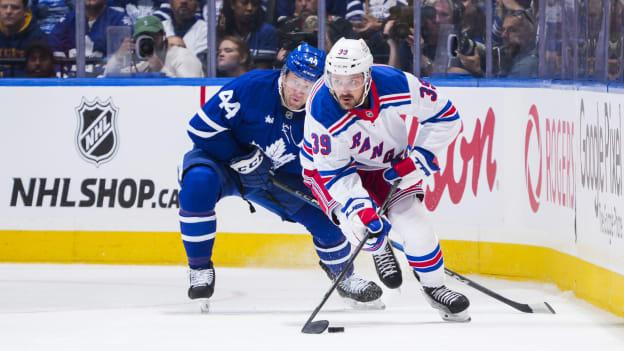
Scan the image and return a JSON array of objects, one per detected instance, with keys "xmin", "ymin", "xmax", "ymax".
[
  {"xmin": 459, "ymin": 0, "xmax": 485, "ymax": 42},
  {"xmin": 161, "ymin": 0, "xmax": 207, "ymax": 60},
  {"xmin": 104, "ymin": 14, "xmax": 204, "ymax": 76},
  {"xmin": 167, "ymin": 34, "xmax": 185, "ymax": 47},
  {"xmin": 49, "ymin": 0, "xmax": 131, "ymax": 77},
  {"xmin": 218, "ymin": 0, "xmax": 277, "ymax": 69},
  {"xmin": 23, "ymin": 39, "xmax": 55, "ymax": 77},
  {"xmin": 431, "ymin": 0, "xmax": 456, "ymax": 25},
  {"xmin": 458, "ymin": 9, "xmax": 537, "ymax": 77},
  {"xmin": 498, "ymin": 9, "xmax": 537, "ymax": 77},
  {"xmin": 276, "ymin": 0, "xmax": 317, "ymax": 31},
  {"xmin": 276, "ymin": 0, "xmax": 365, "ymax": 23},
  {"xmin": 0, "ymin": 0, "xmax": 47, "ymax": 77},
  {"xmin": 384, "ymin": 16, "xmax": 434, "ymax": 76},
  {"xmin": 608, "ymin": 0, "xmax": 624, "ymax": 81},
  {"xmin": 492, "ymin": 0, "xmax": 531, "ymax": 46},
  {"xmin": 420, "ymin": 1, "xmax": 440, "ymax": 60},
  {"xmin": 216, "ymin": 35, "xmax": 251, "ymax": 77},
  {"xmin": 366, "ymin": 0, "xmax": 407, "ymax": 21},
  {"xmin": 30, "ymin": 0, "xmax": 73, "ymax": 34},
  {"xmin": 383, "ymin": 5, "xmax": 434, "ymax": 74},
  {"xmin": 326, "ymin": 15, "xmax": 360, "ymax": 51},
  {"xmin": 108, "ymin": 0, "xmax": 158, "ymax": 24}
]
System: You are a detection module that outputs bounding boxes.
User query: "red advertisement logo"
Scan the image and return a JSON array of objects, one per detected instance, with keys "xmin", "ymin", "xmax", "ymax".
[
  {"xmin": 524, "ymin": 104, "xmax": 575, "ymax": 213},
  {"xmin": 525, "ymin": 105, "xmax": 542, "ymax": 212},
  {"xmin": 425, "ymin": 108, "xmax": 498, "ymax": 211}
]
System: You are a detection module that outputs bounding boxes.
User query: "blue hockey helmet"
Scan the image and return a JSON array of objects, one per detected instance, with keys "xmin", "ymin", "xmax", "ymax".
[{"xmin": 284, "ymin": 42, "xmax": 326, "ymax": 82}]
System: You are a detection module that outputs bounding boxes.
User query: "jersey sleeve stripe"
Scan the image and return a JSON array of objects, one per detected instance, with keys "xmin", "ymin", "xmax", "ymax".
[
  {"xmin": 317, "ymin": 160, "xmax": 355, "ymax": 177},
  {"xmin": 379, "ymin": 93, "xmax": 411, "ymax": 103},
  {"xmin": 187, "ymin": 125, "xmax": 224, "ymax": 139},
  {"xmin": 300, "ymin": 148, "xmax": 313, "ymax": 161},
  {"xmin": 197, "ymin": 108, "xmax": 229, "ymax": 133},
  {"xmin": 309, "ymin": 78, "xmax": 325, "ymax": 102},
  {"xmin": 302, "ymin": 168, "xmax": 339, "ymax": 217},
  {"xmin": 325, "ymin": 164, "xmax": 357, "ymax": 190},
  {"xmin": 428, "ymin": 101, "xmax": 453, "ymax": 120},
  {"xmin": 328, "ymin": 112, "xmax": 355, "ymax": 134},
  {"xmin": 330, "ymin": 115, "xmax": 360, "ymax": 136}
]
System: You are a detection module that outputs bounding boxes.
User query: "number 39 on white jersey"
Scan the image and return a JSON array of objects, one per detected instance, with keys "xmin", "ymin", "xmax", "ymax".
[{"xmin": 300, "ymin": 65, "xmax": 462, "ymax": 214}]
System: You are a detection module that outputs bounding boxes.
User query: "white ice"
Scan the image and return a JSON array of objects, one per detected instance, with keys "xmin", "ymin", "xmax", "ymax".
[{"xmin": 1, "ymin": 262, "xmax": 622, "ymax": 351}]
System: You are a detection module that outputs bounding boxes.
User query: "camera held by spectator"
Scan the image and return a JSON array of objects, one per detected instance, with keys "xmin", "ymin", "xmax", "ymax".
[
  {"xmin": 388, "ymin": 6, "xmax": 437, "ymax": 42},
  {"xmin": 449, "ymin": 31, "xmax": 503, "ymax": 76},
  {"xmin": 135, "ymin": 34, "xmax": 156, "ymax": 61},
  {"xmin": 278, "ymin": 31, "xmax": 318, "ymax": 52},
  {"xmin": 104, "ymin": 15, "xmax": 204, "ymax": 77}
]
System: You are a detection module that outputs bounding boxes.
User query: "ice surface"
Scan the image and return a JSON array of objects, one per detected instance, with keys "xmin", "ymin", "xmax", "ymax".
[{"xmin": 0, "ymin": 263, "xmax": 622, "ymax": 351}]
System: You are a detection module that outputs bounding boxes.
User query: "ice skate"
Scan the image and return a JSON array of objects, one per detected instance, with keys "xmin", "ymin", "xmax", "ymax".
[
  {"xmin": 188, "ymin": 262, "xmax": 215, "ymax": 313},
  {"xmin": 422, "ymin": 285, "xmax": 471, "ymax": 322},
  {"xmin": 319, "ymin": 261, "xmax": 385, "ymax": 310},
  {"xmin": 372, "ymin": 243, "xmax": 402, "ymax": 289}
]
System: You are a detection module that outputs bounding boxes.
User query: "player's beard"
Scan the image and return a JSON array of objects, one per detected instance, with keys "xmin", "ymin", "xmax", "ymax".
[{"xmin": 338, "ymin": 94, "xmax": 355, "ymax": 110}]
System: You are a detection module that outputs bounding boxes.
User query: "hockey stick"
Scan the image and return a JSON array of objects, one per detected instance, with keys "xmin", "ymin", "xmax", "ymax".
[
  {"xmin": 300, "ymin": 181, "xmax": 399, "ymax": 334},
  {"xmin": 390, "ymin": 240, "xmax": 555, "ymax": 314},
  {"xmin": 269, "ymin": 177, "xmax": 555, "ymax": 315},
  {"xmin": 269, "ymin": 177, "xmax": 321, "ymax": 209}
]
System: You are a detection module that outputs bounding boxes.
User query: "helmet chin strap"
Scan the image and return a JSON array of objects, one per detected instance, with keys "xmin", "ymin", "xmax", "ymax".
[{"xmin": 278, "ymin": 73, "xmax": 306, "ymax": 112}]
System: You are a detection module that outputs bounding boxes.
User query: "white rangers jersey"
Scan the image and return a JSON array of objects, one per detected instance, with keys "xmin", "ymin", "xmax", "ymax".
[{"xmin": 300, "ymin": 65, "xmax": 461, "ymax": 216}]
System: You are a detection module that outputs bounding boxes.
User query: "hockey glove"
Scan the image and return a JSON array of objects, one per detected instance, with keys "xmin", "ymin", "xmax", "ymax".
[
  {"xmin": 341, "ymin": 197, "xmax": 392, "ymax": 254},
  {"xmin": 383, "ymin": 147, "xmax": 440, "ymax": 189},
  {"xmin": 230, "ymin": 148, "xmax": 273, "ymax": 189}
]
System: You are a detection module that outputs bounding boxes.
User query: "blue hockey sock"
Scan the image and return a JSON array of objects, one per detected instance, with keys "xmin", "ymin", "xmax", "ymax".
[
  {"xmin": 179, "ymin": 166, "xmax": 220, "ymax": 269},
  {"xmin": 314, "ymin": 237, "xmax": 354, "ymax": 277}
]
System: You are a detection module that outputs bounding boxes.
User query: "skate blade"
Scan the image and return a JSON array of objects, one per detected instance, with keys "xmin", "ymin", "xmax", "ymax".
[
  {"xmin": 342, "ymin": 297, "xmax": 386, "ymax": 310},
  {"xmin": 196, "ymin": 298, "xmax": 210, "ymax": 313},
  {"xmin": 439, "ymin": 309, "xmax": 471, "ymax": 323}
]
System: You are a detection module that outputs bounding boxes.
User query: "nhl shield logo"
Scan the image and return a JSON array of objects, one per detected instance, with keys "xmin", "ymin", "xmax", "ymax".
[{"xmin": 75, "ymin": 97, "xmax": 119, "ymax": 167}]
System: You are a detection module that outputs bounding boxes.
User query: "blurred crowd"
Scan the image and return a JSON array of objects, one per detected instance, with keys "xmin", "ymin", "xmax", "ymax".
[{"xmin": 0, "ymin": 0, "xmax": 622, "ymax": 80}]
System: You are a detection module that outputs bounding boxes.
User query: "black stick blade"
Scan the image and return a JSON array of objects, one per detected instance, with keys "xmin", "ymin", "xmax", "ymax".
[{"xmin": 301, "ymin": 320, "xmax": 329, "ymax": 334}]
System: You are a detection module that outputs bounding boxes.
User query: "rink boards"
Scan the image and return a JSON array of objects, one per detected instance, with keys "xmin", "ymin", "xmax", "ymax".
[{"xmin": 0, "ymin": 78, "xmax": 622, "ymax": 317}]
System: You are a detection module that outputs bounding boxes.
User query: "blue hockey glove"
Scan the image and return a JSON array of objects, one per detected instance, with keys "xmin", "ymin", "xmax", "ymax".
[
  {"xmin": 383, "ymin": 147, "xmax": 440, "ymax": 189},
  {"xmin": 341, "ymin": 197, "xmax": 392, "ymax": 253},
  {"xmin": 230, "ymin": 148, "xmax": 273, "ymax": 189}
]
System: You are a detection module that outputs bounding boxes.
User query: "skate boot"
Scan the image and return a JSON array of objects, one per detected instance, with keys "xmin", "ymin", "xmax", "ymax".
[
  {"xmin": 188, "ymin": 261, "xmax": 215, "ymax": 312},
  {"xmin": 422, "ymin": 285, "xmax": 471, "ymax": 322},
  {"xmin": 319, "ymin": 261, "xmax": 385, "ymax": 309},
  {"xmin": 372, "ymin": 244, "xmax": 402, "ymax": 289}
]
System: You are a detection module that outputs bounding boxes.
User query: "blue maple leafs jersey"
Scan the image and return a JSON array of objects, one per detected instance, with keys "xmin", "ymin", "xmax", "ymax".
[{"xmin": 187, "ymin": 69, "xmax": 306, "ymax": 176}]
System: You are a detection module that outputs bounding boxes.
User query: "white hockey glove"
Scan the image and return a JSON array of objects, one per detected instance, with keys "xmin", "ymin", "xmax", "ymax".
[
  {"xmin": 230, "ymin": 148, "xmax": 273, "ymax": 189},
  {"xmin": 383, "ymin": 147, "xmax": 440, "ymax": 189},
  {"xmin": 340, "ymin": 197, "xmax": 392, "ymax": 254}
]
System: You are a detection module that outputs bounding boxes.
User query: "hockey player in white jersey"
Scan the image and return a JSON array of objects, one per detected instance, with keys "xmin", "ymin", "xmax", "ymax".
[{"xmin": 301, "ymin": 38, "xmax": 470, "ymax": 322}]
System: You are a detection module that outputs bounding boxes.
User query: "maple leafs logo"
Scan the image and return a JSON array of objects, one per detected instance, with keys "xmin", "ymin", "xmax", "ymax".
[{"xmin": 252, "ymin": 138, "xmax": 296, "ymax": 170}]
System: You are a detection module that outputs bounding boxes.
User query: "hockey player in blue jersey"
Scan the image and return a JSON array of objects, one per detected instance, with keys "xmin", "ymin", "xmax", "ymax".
[
  {"xmin": 301, "ymin": 38, "xmax": 471, "ymax": 322},
  {"xmin": 178, "ymin": 43, "xmax": 401, "ymax": 311}
]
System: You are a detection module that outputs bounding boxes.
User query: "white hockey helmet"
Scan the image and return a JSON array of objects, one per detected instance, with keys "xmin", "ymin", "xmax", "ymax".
[{"xmin": 324, "ymin": 38, "xmax": 374, "ymax": 107}]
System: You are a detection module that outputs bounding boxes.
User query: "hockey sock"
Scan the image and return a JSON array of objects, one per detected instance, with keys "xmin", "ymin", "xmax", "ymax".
[
  {"xmin": 179, "ymin": 166, "xmax": 220, "ymax": 269},
  {"xmin": 314, "ymin": 237, "xmax": 354, "ymax": 277}
]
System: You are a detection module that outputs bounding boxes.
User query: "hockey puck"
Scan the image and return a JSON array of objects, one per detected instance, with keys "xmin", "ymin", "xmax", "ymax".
[{"xmin": 327, "ymin": 327, "xmax": 345, "ymax": 333}]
